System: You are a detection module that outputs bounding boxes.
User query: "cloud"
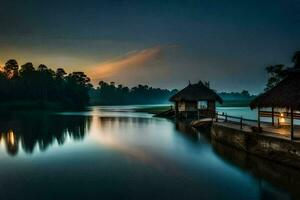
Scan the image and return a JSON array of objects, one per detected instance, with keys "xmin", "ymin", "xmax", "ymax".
[{"xmin": 87, "ymin": 45, "xmax": 176, "ymax": 82}]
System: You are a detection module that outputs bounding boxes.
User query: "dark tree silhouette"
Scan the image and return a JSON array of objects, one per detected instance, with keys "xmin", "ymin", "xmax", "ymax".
[
  {"xmin": 219, "ymin": 90, "xmax": 254, "ymax": 100},
  {"xmin": 0, "ymin": 59, "xmax": 91, "ymax": 108},
  {"xmin": 65, "ymin": 72, "xmax": 92, "ymax": 106},
  {"xmin": 20, "ymin": 62, "xmax": 35, "ymax": 76},
  {"xmin": 263, "ymin": 51, "xmax": 300, "ymax": 91},
  {"xmin": 4, "ymin": 59, "xmax": 19, "ymax": 79},
  {"xmin": 56, "ymin": 68, "xmax": 67, "ymax": 79},
  {"xmin": 90, "ymin": 81, "xmax": 178, "ymax": 105},
  {"xmin": 265, "ymin": 64, "xmax": 286, "ymax": 91},
  {"xmin": 292, "ymin": 51, "xmax": 300, "ymax": 69}
]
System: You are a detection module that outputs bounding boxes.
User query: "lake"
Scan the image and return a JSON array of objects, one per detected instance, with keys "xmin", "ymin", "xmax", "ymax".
[{"xmin": 0, "ymin": 106, "xmax": 298, "ymax": 199}]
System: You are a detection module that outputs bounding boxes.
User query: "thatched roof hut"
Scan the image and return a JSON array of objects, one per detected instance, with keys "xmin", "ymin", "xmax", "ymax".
[
  {"xmin": 170, "ymin": 81, "xmax": 222, "ymax": 118},
  {"xmin": 250, "ymin": 71, "xmax": 300, "ymax": 140},
  {"xmin": 169, "ymin": 81, "xmax": 223, "ymax": 103},
  {"xmin": 250, "ymin": 72, "xmax": 300, "ymax": 110}
]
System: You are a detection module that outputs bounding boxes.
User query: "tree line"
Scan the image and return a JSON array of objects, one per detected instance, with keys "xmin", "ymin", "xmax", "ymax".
[
  {"xmin": 5, "ymin": 49, "xmax": 295, "ymax": 108},
  {"xmin": 219, "ymin": 90, "xmax": 254, "ymax": 100},
  {"xmin": 89, "ymin": 81, "xmax": 178, "ymax": 105},
  {"xmin": 264, "ymin": 51, "xmax": 300, "ymax": 91},
  {"xmin": 0, "ymin": 59, "xmax": 92, "ymax": 108}
]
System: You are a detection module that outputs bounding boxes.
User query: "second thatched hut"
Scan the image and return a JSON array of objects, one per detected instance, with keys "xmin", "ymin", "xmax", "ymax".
[{"xmin": 250, "ymin": 71, "xmax": 300, "ymax": 140}]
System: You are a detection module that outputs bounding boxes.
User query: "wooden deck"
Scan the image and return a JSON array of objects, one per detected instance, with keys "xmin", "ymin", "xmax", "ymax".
[{"xmin": 215, "ymin": 119, "xmax": 300, "ymax": 141}]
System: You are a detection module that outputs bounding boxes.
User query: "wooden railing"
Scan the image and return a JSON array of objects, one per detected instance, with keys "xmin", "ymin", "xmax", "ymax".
[
  {"xmin": 259, "ymin": 111, "xmax": 300, "ymax": 120},
  {"xmin": 215, "ymin": 112, "xmax": 257, "ymax": 130},
  {"xmin": 215, "ymin": 111, "xmax": 298, "ymax": 140}
]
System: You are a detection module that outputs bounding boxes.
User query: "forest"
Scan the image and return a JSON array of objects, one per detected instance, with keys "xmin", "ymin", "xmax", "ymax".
[
  {"xmin": 0, "ymin": 59, "xmax": 92, "ymax": 108},
  {"xmin": 0, "ymin": 59, "xmax": 256, "ymax": 108},
  {"xmin": 89, "ymin": 81, "xmax": 178, "ymax": 105},
  {"xmin": 1, "ymin": 58, "xmax": 264, "ymax": 108}
]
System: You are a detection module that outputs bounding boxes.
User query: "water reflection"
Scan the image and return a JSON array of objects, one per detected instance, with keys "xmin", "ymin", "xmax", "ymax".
[
  {"xmin": 0, "ymin": 107, "xmax": 298, "ymax": 199},
  {"xmin": 175, "ymin": 122, "xmax": 292, "ymax": 199},
  {"xmin": 0, "ymin": 129, "xmax": 18, "ymax": 156},
  {"xmin": 0, "ymin": 112, "xmax": 89, "ymax": 156},
  {"xmin": 212, "ymin": 141, "xmax": 300, "ymax": 199},
  {"xmin": 175, "ymin": 122, "xmax": 200, "ymax": 142},
  {"xmin": 88, "ymin": 115, "xmax": 184, "ymax": 174}
]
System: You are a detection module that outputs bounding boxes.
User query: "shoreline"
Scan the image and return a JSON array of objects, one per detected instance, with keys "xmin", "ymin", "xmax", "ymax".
[
  {"xmin": 175, "ymin": 120, "xmax": 300, "ymax": 197},
  {"xmin": 176, "ymin": 115, "xmax": 300, "ymax": 170},
  {"xmin": 211, "ymin": 122, "xmax": 300, "ymax": 168},
  {"xmin": 0, "ymin": 101, "xmax": 87, "ymax": 111},
  {"xmin": 152, "ymin": 106, "xmax": 300, "ymax": 170}
]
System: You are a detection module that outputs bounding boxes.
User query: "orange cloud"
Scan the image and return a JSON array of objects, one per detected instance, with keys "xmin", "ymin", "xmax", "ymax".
[{"xmin": 88, "ymin": 46, "xmax": 171, "ymax": 80}]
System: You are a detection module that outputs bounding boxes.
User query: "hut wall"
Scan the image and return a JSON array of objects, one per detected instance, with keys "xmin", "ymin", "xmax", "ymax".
[
  {"xmin": 178, "ymin": 101, "xmax": 185, "ymax": 112},
  {"xmin": 186, "ymin": 101, "xmax": 198, "ymax": 111},
  {"xmin": 178, "ymin": 101, "xmax": 197, "ymax": 112},
  {"xmin": 207, "ymin": 100, "xmax": 216, "ymax": 113}
]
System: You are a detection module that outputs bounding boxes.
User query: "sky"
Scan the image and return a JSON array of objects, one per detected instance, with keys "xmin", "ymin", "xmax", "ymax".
[{"xmin": 0, "ymin": 0, "xmax": 299, "ymax": 93}]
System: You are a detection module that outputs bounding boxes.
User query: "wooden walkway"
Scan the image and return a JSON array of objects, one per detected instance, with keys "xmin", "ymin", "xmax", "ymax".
[{"xmin": 215, "ymin": 119, "xmax": 300, "ymax": 141}]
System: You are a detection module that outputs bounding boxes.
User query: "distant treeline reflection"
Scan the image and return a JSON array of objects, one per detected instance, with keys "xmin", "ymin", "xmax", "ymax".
[{"xmin": 0, "ymin": 112, "xmax": 89, "ymax": 156}]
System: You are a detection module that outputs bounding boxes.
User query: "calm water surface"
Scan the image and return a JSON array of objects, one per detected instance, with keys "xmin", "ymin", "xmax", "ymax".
[{"xmin": 0, "ymin": 106, "xmax": 297, "ymax": 199}]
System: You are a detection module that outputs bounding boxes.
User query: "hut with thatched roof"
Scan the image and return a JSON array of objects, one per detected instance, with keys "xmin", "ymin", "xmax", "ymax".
[
  {"xmin": 250, "ymin": 71, "xmax": 300, "ymax": 140},
  {"xmin": 169, "ymin": 81, "xmax": 223, "ymax": 119}
]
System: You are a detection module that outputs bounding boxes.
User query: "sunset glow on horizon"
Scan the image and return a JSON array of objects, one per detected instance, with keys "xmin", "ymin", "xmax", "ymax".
[{"xmin": 0, "ymin": 0, "xmax": 299, "ymax": 92}]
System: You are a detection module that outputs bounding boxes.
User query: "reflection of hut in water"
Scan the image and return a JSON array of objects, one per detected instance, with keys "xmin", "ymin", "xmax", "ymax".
[
  {"xmin": 175, "ymin": 122, "xmax": 200, "ymax": 142},
  {"xmin": 250, "ymin": 71, "xmax": 300, "ymax": 140},
  {"xmin": 170, "ymin": 81, "xmax": 222, "ymax": 119}
]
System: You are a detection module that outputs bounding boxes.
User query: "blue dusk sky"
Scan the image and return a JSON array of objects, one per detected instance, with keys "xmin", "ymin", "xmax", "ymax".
[{"xmin": 0, "ymin": 0, "xmax": 299, "ymax": 93}]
